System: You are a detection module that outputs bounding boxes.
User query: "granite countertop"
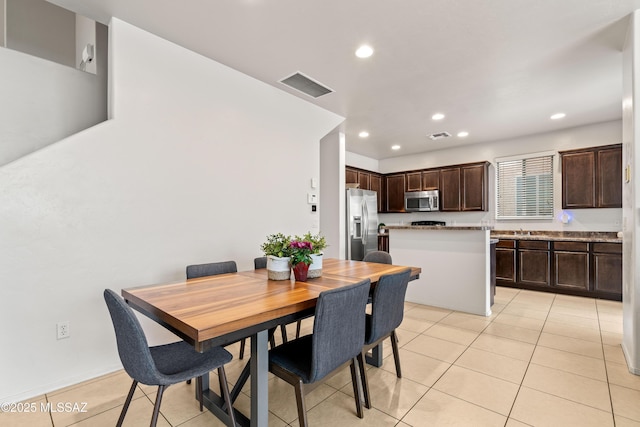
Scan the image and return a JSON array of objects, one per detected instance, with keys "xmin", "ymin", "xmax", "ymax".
[
  {"xmin": 490, "ymin": 230, "xmax": 621, "ymax": 243},
  {"xmin": 380, "ymin": 226, "xmax": 621, "ymax": 243}
]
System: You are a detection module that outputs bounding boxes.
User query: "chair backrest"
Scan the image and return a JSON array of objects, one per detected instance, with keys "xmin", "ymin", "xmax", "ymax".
[
  {"xmin": 366, "ymin": 269, "xmax": 411, "ymax": 345},
  {"xmin": 103, "ymin": 289, "xmax": 161, "ymax": 385},
  {"xmin": 254, "ymin": 256, "xmax": 267, "ymax": 269},
  {"xmin": 310, "ymin": 279, "xmax": 370, "ymax": 383},
  {"xmin": 363, "ymin": 251, "xmax": 392, "ymax": 264},
  {"xmin": 186, "ymin": 261, "xmax": 237, "ymax": 279}
]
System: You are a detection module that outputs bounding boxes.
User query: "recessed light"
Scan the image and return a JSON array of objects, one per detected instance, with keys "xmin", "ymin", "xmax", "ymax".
[
  {"xmin": 355, "ymin": 45, "xmax": 374, "ymax": 58},
  {"xmin": 550, "ymin": 113, "xmax": 566, "ymax": 120},
  {"xmin": 358, "ymin": 131, "xmax": 369, "ymax": 138},
  {"xmin": 457, "ymin": 131, "xmax": 469, "ymax": 138},
  {"xmin": 432, "ymin": 113, "xmax": 445, "ymax": 121},
  {"xmin": 391, "ymin": 145, "xmax": 401, "ymax": 150}
]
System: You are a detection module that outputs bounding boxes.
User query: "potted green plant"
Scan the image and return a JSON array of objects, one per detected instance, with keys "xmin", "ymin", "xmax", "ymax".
[
  {"xmin": 299, "ymin": 232, "xmax": 327, "ymax": 278},
  {"xmin": 289, "ymin": 239, "xmax": 314, "ymax": 281},
  {"xmin": 260, "ymin": 233, "xmax": 292, "ymax": 280}
]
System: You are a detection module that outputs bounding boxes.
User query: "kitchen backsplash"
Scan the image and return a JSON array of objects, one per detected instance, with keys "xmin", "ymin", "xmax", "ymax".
[{"xmin": 379, "ymin": 207, "xmax": 622, "ymax": 232}]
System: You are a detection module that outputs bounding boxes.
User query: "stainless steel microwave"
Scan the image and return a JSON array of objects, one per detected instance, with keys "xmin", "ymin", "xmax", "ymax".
[{"xmin": 405, "ymin": 190, "xmax": 439, "ymax": 212}]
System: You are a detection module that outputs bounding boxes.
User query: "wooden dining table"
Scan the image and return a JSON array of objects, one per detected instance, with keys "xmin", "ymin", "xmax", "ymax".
[{"xmin": 122, "ymin": 258, "xmax": 421, "ymax": 427}]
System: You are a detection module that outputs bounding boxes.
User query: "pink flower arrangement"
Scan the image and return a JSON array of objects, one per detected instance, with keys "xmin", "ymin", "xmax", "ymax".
[{"xmin": 289, "ymin": 240, "xmax": 313, "ymax": 266}]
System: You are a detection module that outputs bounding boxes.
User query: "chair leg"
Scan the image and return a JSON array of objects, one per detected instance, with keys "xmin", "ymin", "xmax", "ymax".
[
  {"xmin": 218, "ymin": 367, "xmax": 237, "ymax": 427},
  {"xmin": 294, "ymin": 379, "xmax": 308, "ymax": 427},
  {"xmin": 196, "ymin": 376, "xmax": 203, "ymax": 412},
  {"xmin": 357, "ymin": 352, "xmax": 371, "ymax": 409},
  {"xmin": 349, "ymin": 358, "xmax": 364, "ymax": 419},
  {"xmin": 239, "ymin": 338, "xmax": 246, "ymax": 360},
  {"xmin": 296, "ymin": 319, "xmax": 302, "ymax": 338},
  {"xmin": 390, "ymin": 330, "xmax": 402, "ymax": 378},
  {"xmin": 150, "ymin": 385, "xmax": 165, "ymax": 427},
  {"xmin": 268, "ymin": 327, "xmax": 277, "ymax": 348},
  {"xmin": 116, "ymin": 380, "xmax": 138, "ymax": 427}
]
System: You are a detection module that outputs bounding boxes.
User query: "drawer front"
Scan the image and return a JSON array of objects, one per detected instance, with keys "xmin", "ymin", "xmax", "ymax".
[
  {"xmin": 519, "ymin": 240, "xmax": 549, "ymax": 250},
  {"xmin": 497, "ymin": 240, "xmax": 516, "ymax": 249},
  {"xmin": 554, "ymin": 241, "xmax": 588, "ymax": 252},
  {"xmin": 592, "ymin": 243, "xmax": 622, "ymax": 254}
]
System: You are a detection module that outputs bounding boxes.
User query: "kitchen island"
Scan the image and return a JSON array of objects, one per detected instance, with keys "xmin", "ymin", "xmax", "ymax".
[{"xmin": 384, "ymin": 225, "xmax": 493, "ymax": 316}]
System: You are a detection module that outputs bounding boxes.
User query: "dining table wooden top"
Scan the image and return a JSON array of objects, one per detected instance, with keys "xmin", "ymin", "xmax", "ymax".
[{"xmin": 122, "ymin": 258, "xmax": 420, "ymax": 350}]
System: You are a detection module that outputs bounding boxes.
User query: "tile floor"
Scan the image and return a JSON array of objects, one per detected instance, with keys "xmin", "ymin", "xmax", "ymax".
[{"xmin": 3, "ymin": 287, "xmax": 639, "ymax": 426}]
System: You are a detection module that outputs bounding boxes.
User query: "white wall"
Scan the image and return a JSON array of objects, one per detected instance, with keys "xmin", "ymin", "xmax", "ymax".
[
  {"xmin": 0, "ymin": 18, "xmax": 343, "ymax": 402},
  {"xmin": 75, "ymin": 14, "xmax": 96, "ymax": 74},
  {"xmin": 348, "ymin": 120, "xmax": 623, "ymax": 231},
  {"xmin": 320, "ymin": 130, "xmax": 346, "ymax": 259},
  {"xmin": 345, "ymin": 150, "xmax": 379, "ymax": 173},
  {"xmin": 0, "ymin": 0, "xmax": 5, "ymax": 47},
  {"xmin": 0, "ymin": 32, "xmax": 108, "ymax": 166},
  {"xmin": 6, "ymin": 0, "xmax": 75, "ymax": 67},
  {"xmin": 622, "ymin": 11, "xmax": 640, "ymax": 374}
]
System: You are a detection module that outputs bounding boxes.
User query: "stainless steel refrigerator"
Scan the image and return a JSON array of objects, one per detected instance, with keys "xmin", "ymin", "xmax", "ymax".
[{"xmin": 346, "ymin": 188, "xmax": 379, "ymax": 260}]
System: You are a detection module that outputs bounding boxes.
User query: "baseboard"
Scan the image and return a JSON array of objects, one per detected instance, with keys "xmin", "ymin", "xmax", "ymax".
[
  {"xmin": 621, "ymin": 342, "xmax": 640, "ymax": 375},
  {"xmin": 0, "ymin": 364, "xmax": 123, "ymax": 403}
]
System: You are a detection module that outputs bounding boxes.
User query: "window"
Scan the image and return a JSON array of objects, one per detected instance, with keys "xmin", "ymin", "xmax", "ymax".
[{"xmin": 496, "ymin": 153, "xmax": 554, "ymax": 219}]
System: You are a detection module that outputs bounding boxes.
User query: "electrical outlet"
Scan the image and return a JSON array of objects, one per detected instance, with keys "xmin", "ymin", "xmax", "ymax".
[{"xmin": 57, "ymin": 321, "xmax": 70, "ymax": 340}]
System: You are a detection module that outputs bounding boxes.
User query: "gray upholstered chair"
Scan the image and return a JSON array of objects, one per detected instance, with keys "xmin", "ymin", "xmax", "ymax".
[
  {"xmin": 363, "ymin": 250, "xmax": 392, "ymax": 264},
  {"xmin": 358, "ymin": 268, "xmax": 411, "ymax": 409},
  {"xmin": 268, "ymin": 279, "xmax": 371, "ymax": 427},
  {"xmin": 103, "ymin": 289, "xmax": 236, "ymax": 427},
  {"xmin": 186, "ymin": 260, "xmax": 238, "ymax": 279},
  {"xmin": 253, "ymin": 256, "xmax": 267, "ymax": 269},
  {"xmin": 186, "ymin": 261, "xmax": 249, "ymax": 359},
  {"xmin": 363, "ymin": 251, "xmax": 393, "ymax": 305}
]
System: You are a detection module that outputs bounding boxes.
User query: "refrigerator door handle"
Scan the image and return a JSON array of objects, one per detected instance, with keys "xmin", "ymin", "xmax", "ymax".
[{"xmin": 362, "ymin": 200, "xmax": 368, "ymax": 245}]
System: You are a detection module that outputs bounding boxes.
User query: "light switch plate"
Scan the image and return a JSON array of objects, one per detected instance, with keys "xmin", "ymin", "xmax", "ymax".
[{"xmin": 307, "ymin": 193, "xmax": 318, "ymax": 204}]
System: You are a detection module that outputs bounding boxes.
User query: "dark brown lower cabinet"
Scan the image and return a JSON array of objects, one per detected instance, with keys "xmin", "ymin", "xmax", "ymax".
[
  {"xmin": 592, "ymin": 243, "xmax": 622, "ymax": 297},
  {"xmin": 496, "ymin": 240, "xmax": 516, "ymax": 283},
  {"xmin": 553, "ymin": 242, "xmax": 589, "ymax": 291},
  {"xmin": 496, "ymin": 239, "xmax": 622, "ymax": 301},
  {"xmin": 378, "ymin": 234, "xmax": 389, "ymax": 252},
  {"xmin": 518, "ymin": 241, "xmax": 550, "ymax": 287}
]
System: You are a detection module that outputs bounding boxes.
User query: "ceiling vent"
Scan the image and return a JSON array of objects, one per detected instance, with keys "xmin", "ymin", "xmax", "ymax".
[
  {"xmin": 279, "ymin": 72, "xmax": 333, "ymax": 98},
  {"xmin": 428, "ymin": 132, "xmax": 452, "ymax": 140}
]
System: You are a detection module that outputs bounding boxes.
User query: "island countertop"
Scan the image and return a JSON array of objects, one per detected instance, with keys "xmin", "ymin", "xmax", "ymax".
[{"xmin": 382, "ymin": 225, "xmax": 492, "ymax": 231}]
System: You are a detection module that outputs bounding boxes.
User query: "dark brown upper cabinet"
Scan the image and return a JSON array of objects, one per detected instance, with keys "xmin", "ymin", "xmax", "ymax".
[
  {"xmin": 346, "ymin": 167, "xmax": 358, "ymax": 185},
  {"xmin": 462, "ymin": 163, "xmax": 488, "ymax": 211},
  {"xmin": 346, "ymin": 160, "xmax": 487, "ymax": 213},
  {"xmin": 358, "ymin": 171, "xmax": 370, "ymax": 190},
  {"xmin": 597, "ymin": 145, "xmax": 623, "ymax": 208},
  {"xmin": 406, "ymin": 171, "xmax": 422, "ymax": 192},
  {"xmin": 440, "ymin": 167, "xmax": 461, "ymax": 211},
  {"xmin": 386, "ymin": 173, "xmax": 406, "ymax": 212},
  {"xmin": 440, "ymin": 162, "xmax": 489, "ymax": 212},
  {"xmin": 422, "ymin": 169, "xmax": 440, "ymax": 190},
  {"xmin": 370, "ymin": 174, "xmax": 384, "ymax": 212},
  {"xmin": 560, "ymin": 144, "xmax": 622, "ymax": 209}
]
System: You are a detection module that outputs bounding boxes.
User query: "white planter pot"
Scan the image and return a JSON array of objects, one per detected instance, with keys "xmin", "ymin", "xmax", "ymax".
[
  {"xmin": 267, "ymin": 255, "xmax": 291, "ymax": 280},
  {"xmin": 308, "ymin": 253, "xmax": 323, "ymax": 278}
]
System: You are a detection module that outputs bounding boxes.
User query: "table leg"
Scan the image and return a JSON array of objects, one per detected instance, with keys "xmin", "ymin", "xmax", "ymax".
[
  {"xmin": 251, "ymin": 330, "xmax": 269, "ymax": 427},
  {"xmin": 365, "ymin": 342, "xmax": 383, "ymax": 367}
]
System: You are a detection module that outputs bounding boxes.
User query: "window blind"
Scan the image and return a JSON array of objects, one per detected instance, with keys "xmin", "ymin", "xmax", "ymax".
[{"xmin": 496, "ymin": 154, "xmax": 554, "ymax": 219}]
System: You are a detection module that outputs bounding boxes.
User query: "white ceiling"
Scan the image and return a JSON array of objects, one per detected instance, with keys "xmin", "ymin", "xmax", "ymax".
[{"xmin": 50, "ymin": 0, "xmax": 640, "ymax": 160}]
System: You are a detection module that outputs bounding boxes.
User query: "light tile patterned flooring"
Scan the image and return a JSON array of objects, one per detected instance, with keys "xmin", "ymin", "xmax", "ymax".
[{"xmin": 3, "ymin": 287, "xmax": 639, "ymax": 426}]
